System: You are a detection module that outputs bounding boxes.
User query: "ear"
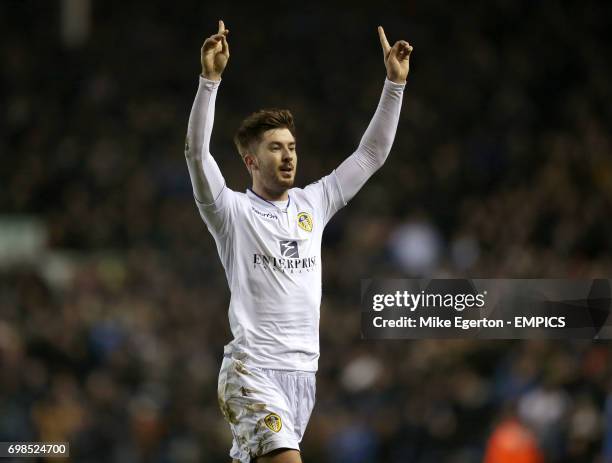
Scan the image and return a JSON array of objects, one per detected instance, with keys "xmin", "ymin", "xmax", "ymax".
[{"xmin": 243, "ymin": 152, "xmax": 258, "ymax": 173}]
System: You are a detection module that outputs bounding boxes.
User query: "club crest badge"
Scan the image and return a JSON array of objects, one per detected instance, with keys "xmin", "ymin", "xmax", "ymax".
[
  {"xmin": 264, "ymin": 413, "xmax": 282, "ymax": 433},
  {"xmin": 297, "ymin": 212, "xmax": 313, "ymax": 232}
]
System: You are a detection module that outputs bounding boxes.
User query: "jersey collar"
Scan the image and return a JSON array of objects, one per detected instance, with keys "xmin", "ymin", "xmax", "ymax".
[{"xmin": 247, "ymin": 188, "xmax": 291, "ymax": 212}]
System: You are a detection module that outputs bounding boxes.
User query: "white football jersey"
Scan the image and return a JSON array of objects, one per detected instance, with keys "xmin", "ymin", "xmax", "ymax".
[
  {"xmin": 187, "ymin": 76, "xmax": 404, "ymax": 372},
  {"xmin": 197, "ymin": 173, "xmax": 345, "ymax": 371}
]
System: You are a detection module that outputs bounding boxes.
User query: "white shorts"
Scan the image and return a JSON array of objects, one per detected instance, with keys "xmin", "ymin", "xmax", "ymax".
[{"xmin": 217, "ymin": 355, "xmax": 316, "ymax": 463}]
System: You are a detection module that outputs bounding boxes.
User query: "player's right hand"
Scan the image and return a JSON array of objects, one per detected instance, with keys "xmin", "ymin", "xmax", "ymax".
[{"xmin": 201, "ymin": 20, "xmax": 230, "ymax": 81}]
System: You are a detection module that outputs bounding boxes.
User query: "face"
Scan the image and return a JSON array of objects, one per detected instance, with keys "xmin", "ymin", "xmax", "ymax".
[{"xmin": 246, "ymin": 128, "xmax": 298, "ymax": 196}]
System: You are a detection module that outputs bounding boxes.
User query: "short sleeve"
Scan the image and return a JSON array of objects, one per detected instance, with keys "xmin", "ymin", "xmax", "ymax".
[
  {"xmin": 302, "ymin": 171, "xmax": 346, "ymax": 225},
  {"xmin": 195, "ymin": 186, "xmax": 239, "ymax": 237}
]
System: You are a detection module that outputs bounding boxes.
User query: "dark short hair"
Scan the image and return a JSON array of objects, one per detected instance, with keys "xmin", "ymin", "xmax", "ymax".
[{"xmin": 233, "ymin": 109, "xmax": 295, "ymax": 157}]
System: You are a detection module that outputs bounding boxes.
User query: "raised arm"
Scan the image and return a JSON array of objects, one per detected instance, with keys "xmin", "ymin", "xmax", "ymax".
[
  {"xmin": 335, "ymin": 27, "xmax": 413, "ymax": 203},
  {"xmin": 185, "ymin": 20, "xmax": 230, "ymax": 205}
]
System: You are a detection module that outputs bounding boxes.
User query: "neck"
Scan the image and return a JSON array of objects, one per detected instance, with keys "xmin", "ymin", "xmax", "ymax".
[{"xmin": 251, "ymin": 184, "xmax": 289, "ymax": 202}]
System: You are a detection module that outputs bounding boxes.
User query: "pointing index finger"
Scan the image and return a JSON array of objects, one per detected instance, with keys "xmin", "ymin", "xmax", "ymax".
[
  {"xmin": 378, "ymin": 26, "xmax": 391, "ymax": 54},
  {"xmin": 218, "ymin": 19, "xmax": 225, "ymax": 34}
]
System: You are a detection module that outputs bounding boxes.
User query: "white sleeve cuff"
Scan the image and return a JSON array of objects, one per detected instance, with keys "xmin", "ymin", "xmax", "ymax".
[
  {"xmin": 383, "ymin": 77, "xmax": 406, "ymax": 90},
  {"xmin": 198, "ymin": 75, "xmax": 221, "ymax": 90}
]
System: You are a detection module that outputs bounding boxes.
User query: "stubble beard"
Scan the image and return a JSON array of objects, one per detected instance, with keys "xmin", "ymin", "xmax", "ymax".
[
  {"xmin": 264, "ymin": 170, "xmax": 295, "ymax": 197},
  {"xmin": 273, "ymin": 176, "xmax": 294, "ymax": 194}
]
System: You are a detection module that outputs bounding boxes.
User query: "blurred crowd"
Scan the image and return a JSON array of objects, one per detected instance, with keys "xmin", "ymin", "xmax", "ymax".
[{"xmin": 1, "ymin": 1, "xmax": 612, "ymax": 462}]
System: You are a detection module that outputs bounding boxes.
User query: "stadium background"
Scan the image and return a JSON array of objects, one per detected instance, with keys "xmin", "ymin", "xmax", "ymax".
[{"xmin": 1, "ymin": 1, "xmax": 612, "ymax": 461}]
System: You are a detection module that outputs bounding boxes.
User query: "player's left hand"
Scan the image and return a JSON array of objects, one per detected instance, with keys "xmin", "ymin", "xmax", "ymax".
[{"xmin": 378, "ymin": 26, "xmax": 412, "ymax": 84}]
